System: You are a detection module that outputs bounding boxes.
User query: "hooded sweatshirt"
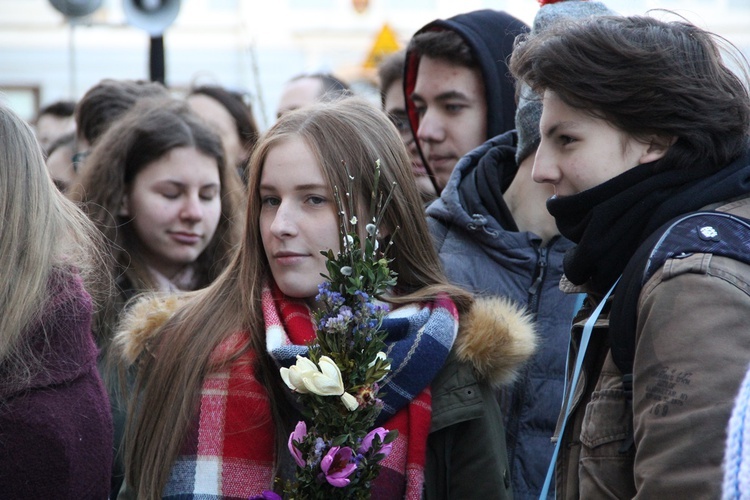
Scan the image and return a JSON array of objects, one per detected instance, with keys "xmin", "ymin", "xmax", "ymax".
[{"xmin": 404, "ymin": 9, "xmax": 529, "ymax": 194}]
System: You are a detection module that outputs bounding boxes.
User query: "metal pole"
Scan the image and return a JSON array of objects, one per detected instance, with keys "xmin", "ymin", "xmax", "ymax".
[
  {"xmin": 68, "ymin": 21, "xmax": 77, "ymax": 97},
  {"xmin": 149, "ymin": 35, "xmax": 165, "ymax": 84}
]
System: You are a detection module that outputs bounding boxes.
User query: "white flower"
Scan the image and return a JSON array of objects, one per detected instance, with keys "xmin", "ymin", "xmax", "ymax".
[
  {"xmin": 366, "ymin": 223, "xmax": 377, "ymax": 236},
  {"xmin": 350, "ymin": 216, "xmax": 358, "ymax": 225},
  {"xmin": 368, "ymin": 351, "xmax": 391, "ymax": 382},
  {"xmin": 345, "ymin": 235, "xmax": 354, "ymax": 247},
  {"xmin": 280, "ymin": 355, "xmax": 319, "ymax": 394},
  {"xmin": 306, "ymin": 356, "xmax": 359, "ymax": 411},
  {"xmin": 340, "ymin": 392, "xmax": 359, "ymax": 411},
  {"xmin": 340, "ymin": 266, "xmax": 353, "ymax": 276}
]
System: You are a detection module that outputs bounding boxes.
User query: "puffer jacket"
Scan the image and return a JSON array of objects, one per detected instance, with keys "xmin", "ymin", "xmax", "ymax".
[
  {"xmin": 116, "ymin": 293, "xmax": 538, "ymax": 500},
  {"xmin": 427, "ymin": 131, "xmax": 580, "ymax": 499},
  {"xmin": 554, "ymin": 195, "xmax": 750, "ymax": 499}
]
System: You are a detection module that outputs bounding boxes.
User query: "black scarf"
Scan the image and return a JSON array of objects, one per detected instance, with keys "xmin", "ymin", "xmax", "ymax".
[
  {"xmin": 459, "ymin": 139, "xmax": 518, "ymax": 232},
  {"xmin": 547, "ymin": 146, "xmax": 750, "ymax": 294}
]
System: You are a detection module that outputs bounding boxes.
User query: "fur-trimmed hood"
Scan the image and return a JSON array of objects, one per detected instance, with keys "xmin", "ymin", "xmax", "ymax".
[
  {"xmin": 454, "ymin": 296, "xmax": 536, "ymax": 389},
  {"xmin": 114, "ymin": 293, "xmax": 187, "ymax": 365},
  {"xmin": 115, "ymin": 294, "xmax": 536, "ymax": 390}
]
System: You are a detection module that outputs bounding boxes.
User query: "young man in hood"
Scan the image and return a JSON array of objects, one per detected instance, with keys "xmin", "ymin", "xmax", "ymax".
[
  {"xmin": 419, "ymin": 3, "xmax": 616, "ymax": 498},
  {"xmin": 404, "ymin": 9, "xmax": 527, "ymax": 199}
]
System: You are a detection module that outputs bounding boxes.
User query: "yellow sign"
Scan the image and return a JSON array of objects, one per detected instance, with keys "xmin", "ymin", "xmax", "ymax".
[{"xmin": 363, "ymin": 24, "xmax": 401, "ymax": 70}]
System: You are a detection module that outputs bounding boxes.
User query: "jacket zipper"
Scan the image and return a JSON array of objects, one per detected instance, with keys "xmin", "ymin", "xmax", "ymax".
[
  {"xmin": 506, "ymin": 245, "xmax": 550, "ymax": 478},
  {"xmin": 528, "ymin": 245, "xmax": 548, "ymax": 313}
]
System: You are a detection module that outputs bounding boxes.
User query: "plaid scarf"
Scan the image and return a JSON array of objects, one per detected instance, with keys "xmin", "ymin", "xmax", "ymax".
[
  {"xmin": 163, "ymin": 284, "xmax": 458, "ymax": 499},
  {"xmin": 266, "ymin": 284, "xmax": 459, "ymax": 499},
  {"xmin": 163, "ymin": 331, "xmax": 274, "ymax": 499}
]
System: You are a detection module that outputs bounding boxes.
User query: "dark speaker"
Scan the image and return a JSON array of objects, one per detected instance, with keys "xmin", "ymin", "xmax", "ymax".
[
  {"xmin": 122, "ymin": 0, "xmax": 181, "ymax": 36},
  {"xmin": 49, "ymin": 0, "xmax": 103, "ymax": 18}
]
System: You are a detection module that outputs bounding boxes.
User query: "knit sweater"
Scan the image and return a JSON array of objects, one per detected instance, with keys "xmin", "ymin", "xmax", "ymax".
[{"xmin": 0, "ymin": 271, "xmax": 113, "ymax": 499}]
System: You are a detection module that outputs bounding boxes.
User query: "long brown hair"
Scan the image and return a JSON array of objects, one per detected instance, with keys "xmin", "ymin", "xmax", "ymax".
[
  {"xmin": 121, "ymin": 97, "xmax": 472, "ymax": 497},
  {"xmin": 77, "ymin": 98, "xmax": 245, "ymax": 345},
  {"xmin": 0, "ymin": 103, "xmax": 105, "ymax": 390}
]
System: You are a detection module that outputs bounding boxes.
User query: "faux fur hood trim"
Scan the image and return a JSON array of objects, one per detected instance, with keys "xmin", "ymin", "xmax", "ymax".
[
  {"xmin": 116, "ymin": 294, "xmax": 537, "ymax": 388},
  {"xmin": 115, "ymin": 293, "xmax": 187, "ymax": 365},
  {"xmin": 454, "ymin": 296, "xmax": 537, "ymax": 389}
]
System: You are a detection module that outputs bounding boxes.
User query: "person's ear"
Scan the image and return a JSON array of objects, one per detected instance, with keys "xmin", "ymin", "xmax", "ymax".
[
  {"xmin": 639, "ymin": 135, "xmax": 676, "ymax": 164},
  {"xmin": 119, "ymin": 194, "xmax": 130, "ymax": 217}
]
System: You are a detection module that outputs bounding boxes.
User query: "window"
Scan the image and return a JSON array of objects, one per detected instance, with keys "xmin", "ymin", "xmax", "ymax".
[{"xmin": 0, "ymin": 86, "xmax": 40, "ymax": 123}]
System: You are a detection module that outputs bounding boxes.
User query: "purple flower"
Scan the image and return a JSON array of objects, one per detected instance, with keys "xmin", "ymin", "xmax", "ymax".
[
  {"xmin": 358, "ymin": 427, "xmax": 392, "ymax": 459},
  {"xmin": 288, "ymin": 420, "xmax": 307, "ymax": 468},
  {"xmin": 248, "ymin": 492, "xmax": 282, "ymax": 500},
  {"xmin": 320, "ymin": 446, "xmax": 357, "ymax": 487}
]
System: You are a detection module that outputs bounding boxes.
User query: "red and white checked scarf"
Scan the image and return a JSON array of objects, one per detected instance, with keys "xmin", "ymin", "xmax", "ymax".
[{"xmin": 164, "ymin": 284, "xmax": 445, "ymax": 499}]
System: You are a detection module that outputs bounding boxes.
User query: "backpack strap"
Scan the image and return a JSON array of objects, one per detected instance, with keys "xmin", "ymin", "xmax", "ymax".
[
  {"xmin": 609, "ymin": 210, "xmax": 750, "ymax": 453},
  {"xmin": 643, "ymin": 211, "xmax": 750, "ymax": 283},
  {"xmin": 611, "ymin": 210, "xmax": 750, "ymax": 376}
]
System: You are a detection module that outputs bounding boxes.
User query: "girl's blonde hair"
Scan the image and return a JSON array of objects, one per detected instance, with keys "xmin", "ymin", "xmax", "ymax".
[
  {"xmin": 123, "ymin": 97, "xmax": 472, "ymax": 498},
  {"xmin": 0, "ymin": 104, "xmax": 105, "ymax": 390}
]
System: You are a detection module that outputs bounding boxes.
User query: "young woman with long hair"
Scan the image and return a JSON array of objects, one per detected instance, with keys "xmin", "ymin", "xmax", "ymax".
[
  {"xmin": 75, "ymin": 97, "xmax": 245, "ymax": 497},
  {"xmin": 116, "ymin": 97, "xmax": 536, "ymax": 499},
  {"xmin": 77, "ymin": 97, "xmax": 245, "ymax": 345},
  {"xmin": 0, "ymin": 104, "xmax": 112, "ymax": 497}
]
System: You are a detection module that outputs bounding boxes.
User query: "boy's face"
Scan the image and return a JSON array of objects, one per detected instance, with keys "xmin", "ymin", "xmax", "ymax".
[
  {"xmin": 410, "ymin": 56, "xmax": 487, "ymax": 189},
  {"xmin": 383, "ymin": 79, "xmax": 433, "ymax": 197},
  {"xmin": 533, "ymin": 90, "xmax": 667, "ymax": 197}
]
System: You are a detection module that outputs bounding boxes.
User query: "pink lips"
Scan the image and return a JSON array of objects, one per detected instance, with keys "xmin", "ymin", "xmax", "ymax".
[
  {"xmin": 428, "ymin": 155, "xmax": 454, "ymax": 169},
  {"xmin": 273, "ymin": 251, "xmax": 308, "ymax": 266},
  {"xmin": 170, "ymin": 232, "xmax": 201, "ymax": 244}
]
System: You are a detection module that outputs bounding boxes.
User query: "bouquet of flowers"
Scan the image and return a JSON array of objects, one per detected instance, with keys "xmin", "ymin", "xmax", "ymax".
[{"xmin": 278, "ymin": 161, "xmax": 399, "ymax": 499}]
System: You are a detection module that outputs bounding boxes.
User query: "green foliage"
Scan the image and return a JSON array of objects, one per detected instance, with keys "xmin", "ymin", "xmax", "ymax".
[{"xmin": 280, "ymin": 160, "xmax": 400, "ymax": 499}]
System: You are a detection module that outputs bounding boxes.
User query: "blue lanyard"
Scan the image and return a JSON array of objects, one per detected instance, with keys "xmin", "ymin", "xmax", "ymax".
[
  {"xmin": 539, "ymin": 280, "xmax": 618, "ymax": 499},
  {"xmin": 561, "ymin": 293, "xmax": 587, "ymax": 408}
]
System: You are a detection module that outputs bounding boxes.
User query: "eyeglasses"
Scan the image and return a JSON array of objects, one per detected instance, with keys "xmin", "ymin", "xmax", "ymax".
[
  {"xmin": 388, "ymin": 111, "xmax": 411, "ymax": 134},
  {"xmin": 71, "ymin": 150, "xmax": 90, "ymax": 172}
]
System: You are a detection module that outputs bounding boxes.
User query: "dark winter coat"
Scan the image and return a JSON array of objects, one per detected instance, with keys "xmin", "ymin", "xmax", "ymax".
[
  {"xmin": 116, "ymin": 293, "xmax": 539, "ymax": 500},
  {"xmin": 427, "ymin": 132, "xmax": 580, "ymax": 499}
]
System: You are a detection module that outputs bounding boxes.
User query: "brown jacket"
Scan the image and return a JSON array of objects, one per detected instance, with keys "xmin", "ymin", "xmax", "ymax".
[{"xmin": 554, "ymin": 196, "xmax": 750, "ymax": 499}]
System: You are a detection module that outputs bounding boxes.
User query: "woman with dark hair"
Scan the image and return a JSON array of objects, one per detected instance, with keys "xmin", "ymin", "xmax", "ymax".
[
  {"xmin": 187, "ymin": 85, "xmax": 260, "ymax": 180},
  {"xmin": 510, "ymin": 14, "xmax": 750, "ymax": 498},
  {"xmin": 0, "ymin": 103, "xmax": 112, "ymax": 498},
  {"xmin": 114, "ymin": 97, "xmax": 537, "ymax": 499},
  {"xmin": 78, "ymin": 98, "xmax": 244, "ymax": 341},
  {"xmin": 76, "ymin": 98, "xmax": 245, "ymax": 498}
]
